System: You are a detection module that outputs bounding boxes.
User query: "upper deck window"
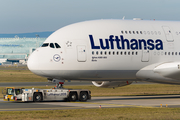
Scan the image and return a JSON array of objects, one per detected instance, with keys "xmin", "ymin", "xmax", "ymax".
[
  {"xmin": 55, "ymin": 43, "xmax": 61, "ymax": 48},
  {"xmin": 41, "ymin": 43, "xmax": 49, "ymax": 47}
]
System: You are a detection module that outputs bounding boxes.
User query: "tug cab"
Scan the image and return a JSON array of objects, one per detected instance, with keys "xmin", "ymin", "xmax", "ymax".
[{"xmin": 3, "ymin": 87, "xmax": 23, "ymax": 101}]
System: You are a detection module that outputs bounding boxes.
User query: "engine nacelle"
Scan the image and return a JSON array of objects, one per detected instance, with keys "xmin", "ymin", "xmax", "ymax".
[
  {"xmin": 92, "ymin": 81, "xmax": 132, "ymax": 88},
  {"xmin": 136, "ymin": 62, "xmax": 180, "ymax": 84}
]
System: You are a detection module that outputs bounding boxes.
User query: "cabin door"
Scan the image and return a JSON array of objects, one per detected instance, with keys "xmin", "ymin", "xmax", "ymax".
[
  {"xmin": 141, "ymin": 46, "xmax": 149, "ymax": 62},
  {"xmin": 162, "ymin": 26, "xmax": 174, "ymax": 42},
  {"xmin": 77, "ymin": 45, "xmax": 87, "ymax": 62}
]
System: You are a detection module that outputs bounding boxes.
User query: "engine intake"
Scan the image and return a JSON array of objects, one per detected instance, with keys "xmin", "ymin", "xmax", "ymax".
[{"xmin": 92, "ymin": 81, "xmax": 132, "ymax": 88}]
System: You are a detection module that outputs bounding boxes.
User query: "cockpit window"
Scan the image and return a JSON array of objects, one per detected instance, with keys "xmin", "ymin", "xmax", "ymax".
[
  {"xmin": 50, "ymin": 43, "xmax": 55, "ymax": 48},
  {"xmin": 41, "ymin": 43, "xmax": 49, "ymax": 47},
  {"xmin": 41, "ymin": 43, "xmax": 61, "ymax": 49},
  {"xmin": 55, "ymin": 43, "xmax": 61, "ymax": 48}
]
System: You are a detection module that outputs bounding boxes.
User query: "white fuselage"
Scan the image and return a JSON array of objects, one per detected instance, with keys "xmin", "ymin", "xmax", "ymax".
[{"xmin": 27, "ymin": 19, "xmax": 180, "ymax": 84}]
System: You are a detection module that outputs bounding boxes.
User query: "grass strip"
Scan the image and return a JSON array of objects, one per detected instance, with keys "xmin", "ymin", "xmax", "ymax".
[
  {"xmin": 0, "ymin": 69, "xmax": 47, "ymax": 83},
  {"xmin": 0, "ymin": 108, "xmax": 180, "ymax": 120}
]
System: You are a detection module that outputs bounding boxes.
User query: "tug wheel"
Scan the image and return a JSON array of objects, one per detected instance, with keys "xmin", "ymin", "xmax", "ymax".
[
  {"xmin": 69, "ymin": 92, "xmax": 77, "ymax": 102},
  {"xmin": 33, "ymin": 93, "xmax": 42, "ymax": 102}
]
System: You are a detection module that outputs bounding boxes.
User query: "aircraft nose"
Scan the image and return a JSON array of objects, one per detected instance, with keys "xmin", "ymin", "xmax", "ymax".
[{"xmin": 27, "ymin": 50, "xmax": 42, "ymax": 75}]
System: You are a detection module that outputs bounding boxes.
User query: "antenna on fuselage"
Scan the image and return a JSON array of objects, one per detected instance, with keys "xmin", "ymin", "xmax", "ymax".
[{"xmin": 122, "ymin": 16, "xmax": 125, "ymax": 20}]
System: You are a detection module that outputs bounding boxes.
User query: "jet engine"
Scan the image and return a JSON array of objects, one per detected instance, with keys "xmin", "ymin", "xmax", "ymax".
[
  {"xmin": 92, "ymin": 81, "xmax": 132, "ymax": 88},
  {"xmin": 136, "ymin": 61, "xmax": 180, "ymax": 84}
]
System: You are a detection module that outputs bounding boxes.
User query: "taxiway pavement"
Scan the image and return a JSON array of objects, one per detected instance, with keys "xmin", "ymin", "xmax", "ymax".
[{"xmin": 0, "ymin": 95, "xmax": 180, "ymax": 111}]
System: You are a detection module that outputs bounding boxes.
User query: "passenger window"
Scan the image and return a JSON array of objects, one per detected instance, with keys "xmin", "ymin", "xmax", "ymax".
[
  {"xmin": 96, "ymin": 51, "xmax": 98, "ymax": 55},
  {"xmin": 117, "ymin": 51, "xmax": 119, "ymax": 55},
  {"xmin": 109, "ymin": 51, "xmax": 111, "ymax": 55},
  {"xmin": 92, "ymin": 51, "xmax": 94, "ymax": 55},
  {"xmin": 132, "ymin": 52, "xmax": 134, "ymax": 55},
  {"xmin": 121, "ymin": 51, "xmax": 123, "ymax": 55},
  {"xmin": 55, "ymin": 43, "xmax": 61, "ymax": 48},
  {"xmin": 154, "ymin": 31, "xmax": 157, "ymax": 35},
  {"xmin": 105, "ymin": 51, "xmax": 107, "ymax": 55},
  {"xmin": 113, "ymin": 51, "xmax": 115, "ymax": 55},
  {"xmin": 41, "ymin": 43, "xmax": 49, "ymax": 47},
  {"xmin": 100, "ymin": 51, "xmax": 103, "ymax": 55},
  {"xmin": 121, "ymin": 31, "xmax": 124, "ymax": 34},
  {"xmin": 50, "ymin": 43, "xmax": 55, "ymax": 48}
]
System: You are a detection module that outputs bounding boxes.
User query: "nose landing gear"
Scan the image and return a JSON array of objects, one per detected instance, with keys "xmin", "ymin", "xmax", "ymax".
[
  {"xmin": 55, "ymin": 82, "xmax": 64, "ymax": 89},
  {"xmin": 49, "ymin": 79, "xmax": 65, "ymax": 89}
]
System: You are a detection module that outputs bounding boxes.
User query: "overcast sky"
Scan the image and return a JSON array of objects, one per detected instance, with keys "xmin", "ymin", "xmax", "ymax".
[{"xmin": 0, "ymin": 0, "xmax": 179, "ymax": 33}]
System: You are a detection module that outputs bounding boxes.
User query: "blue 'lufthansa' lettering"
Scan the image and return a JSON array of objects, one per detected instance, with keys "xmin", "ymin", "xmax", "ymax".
[
  {"xmin": 89, "ymin": 35, "xmax": 163, "ymax": 50},
  {"xmin": 89, "ymin": 35, "xmax": 100, "ymax": 49}
]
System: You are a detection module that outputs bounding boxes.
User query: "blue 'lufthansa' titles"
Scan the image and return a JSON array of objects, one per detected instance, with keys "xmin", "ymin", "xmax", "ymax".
[{"xmin": 89, "ymin": 35, "xmax": 163, "ymax": 50}]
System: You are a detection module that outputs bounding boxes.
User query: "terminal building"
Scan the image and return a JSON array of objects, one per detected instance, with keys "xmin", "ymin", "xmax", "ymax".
[{"xmin": 0, "ymin": 37, "xmax": 46, "ymax": 65}]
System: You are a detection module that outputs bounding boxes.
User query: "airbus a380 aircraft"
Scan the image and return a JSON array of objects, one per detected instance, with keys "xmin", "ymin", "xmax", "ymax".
[{"xmin": 27, "ymin": 18, "xmax": 180, "ymax": 88}]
